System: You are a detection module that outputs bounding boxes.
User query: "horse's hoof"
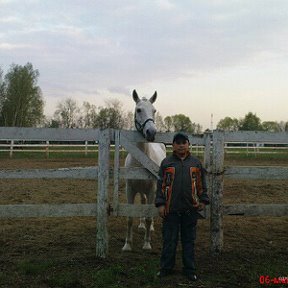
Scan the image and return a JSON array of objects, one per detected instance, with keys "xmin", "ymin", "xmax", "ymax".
[
  {"xmin": 142, "ymin": 243, "xmax": 152, "ymax": 250},
  {"xmin": 122, "ymin": 243, "xmax": 132, "ymax": 252},
  {"xmin": 138, "ymin": 223, "xmax": 146, "ymax": 230}
]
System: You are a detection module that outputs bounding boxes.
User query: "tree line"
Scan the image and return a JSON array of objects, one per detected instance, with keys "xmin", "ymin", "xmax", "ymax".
[
  {"xmin": 0, "ymin": 63, "xmax": 202, "ymax": 133},
  {"xmin": 217, "ymin": 113, "xmax": 288, "ymax": 132},
  {"xmin": 1, "ymin": 63, "xmax": 288, "ymax": 133},
  {"xmin": 46, "ymin": 97, "xmax": 203, "ymax": 133}
]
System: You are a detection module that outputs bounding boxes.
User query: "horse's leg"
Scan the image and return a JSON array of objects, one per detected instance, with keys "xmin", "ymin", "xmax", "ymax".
[
  {"xmin": 142, "ymin": 192, "xmax": 154, "ymax": 250},
  {"xmin": 143, "ymin": 217, "xmax": 152, "ymax": 250},
  {"xmin": 122, "ymin": 184, "xmax": 134, "ymax": 251},
  {"xmin": 149, "ymin": 183, "xmax": 156, "ymax": 232},
  {"xmin": 138, "ymin": 193, "xmax": 146, "ymax": 230},
  {"xmin": 150, "ymin": 217, "xmax": 155, "ymax": 232}
]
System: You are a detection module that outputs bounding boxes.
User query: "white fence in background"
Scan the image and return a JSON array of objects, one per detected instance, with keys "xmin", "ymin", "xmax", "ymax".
[{"xmin": 1, "ymin": 136, "xmax": 288, "ymax": 158}]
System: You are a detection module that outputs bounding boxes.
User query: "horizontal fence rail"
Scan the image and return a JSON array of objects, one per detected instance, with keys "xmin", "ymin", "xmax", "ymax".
[
  {"xmin": 0, "ymin": 127, "xmax": 100, "ymax": 141},
  {"xmin": 1, "ymin": 165, "xmax": 288, "ymax": 181},
  {"xmin": 225, "ymin": 166, "xmax": 288, "ymax": 179},
  {"xmin": 0, "ymin": 167, "xmax": 155, "ymax": 180},
  {"xmin": 224, "ymin": 131, "xmax": 288, "ymax": 143},
  {"xmin": 0, "ymin": 203, "xmax": 97, "ymax": 218},
  {"xmin": 0, "ymin": 167, "xmax": 98, "ymax": 179},
  {"xmin": 1, "ymin": 203, "xmax": 287, "ymax": 219},
  {"xmin": 224, "ymin": 204, "xmax": 288, "ymax": 217}
]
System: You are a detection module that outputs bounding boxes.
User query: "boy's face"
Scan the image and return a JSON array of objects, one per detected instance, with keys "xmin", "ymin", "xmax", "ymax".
[{"xmin": 173, "ymin": 138, "xmax": 189, "ymax": 156}]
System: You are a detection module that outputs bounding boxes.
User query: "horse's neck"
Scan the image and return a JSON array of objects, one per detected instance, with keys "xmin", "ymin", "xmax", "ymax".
[
  {"xmin": 127, "ymin": 142, "xmax": 150, "ymax": 167},
  {"xmin": 137, "ymin": 142, "xmax": 150, "ymax": 155},
  {"xmin": 127, "ymin": 142, "xmax": 165, "ymax": 167}
]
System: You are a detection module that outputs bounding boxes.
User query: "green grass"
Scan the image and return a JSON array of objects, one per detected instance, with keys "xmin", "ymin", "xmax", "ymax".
[
  {"xmin": 11, "ymin": 251, "xmax": 288, "ymax": 288},
  {"xmin": 17, "ymin": 259, "xmax": 53, "ymax": 275},
  {"xmin": 16, "ymin": 259, "xmax": 84, "ymax": 288},
  {"xmin": 91, "ymin": 259, "xmax": 160, "ymax": 287},
  {"xmin": 13, "ymin": 258, "xmax": 161, "ymax": 288},
  {"xmin": 46, "ymin": 272, "xmax": 83, "ymax": 288}
]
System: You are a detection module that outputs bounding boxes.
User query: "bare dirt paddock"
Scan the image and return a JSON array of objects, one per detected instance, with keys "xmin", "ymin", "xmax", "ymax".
[{"xmin": 0, "ymin": 157, "xmax": 288, "ymax": 288}]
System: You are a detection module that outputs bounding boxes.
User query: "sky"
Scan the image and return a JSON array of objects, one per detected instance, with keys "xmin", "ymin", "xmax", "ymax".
[{"xmin": 0, "ymin": 0, "xmax": 288, "ymax": 130}]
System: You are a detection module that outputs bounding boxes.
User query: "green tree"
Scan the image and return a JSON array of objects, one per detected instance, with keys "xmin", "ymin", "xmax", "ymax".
[
  {"xmin": 239, "ymin": 112, "xmax": 263, "ymax": 131},
  {"xmin": 54, "ymin": 98, "xmax": 80, "ymax": 128},
  {"xmin": 95, "ymin": 107, "xmax": 124, "ymax": 129},
  {"xmin": 217, "ymin": 117, "xmax": 239, "ymax": 131},
  {"xmin": 278, "ymin": 121, "xmax": 288, "ymax": 132},
  {"xmin": 44, "ymin": 118, "xmax": 61, "ymax": 128},
  {"xmin": 262, "ymin": 121, "xmax": 281, "ymax": 132},
  {"xmin": 124, "ymin": 111, "xmax": 134, "ymax": 130},
  {"xmin": 163, "ymin": 114, "xmax": 202, "ymax": 133},
  {"xmin": 164, "ymin": 116, "xmax": 173, "ymax": 132},
  {"xmin": 171, "ymin": 114, "xmax": 193, "ymax": 133},
  {"xmin": 95, "ymin": 98, "xmax": 125, "ymax": 129},
  {"xmin": 155, "ymin": 112, "xmax": 166, "ymax": 132},
  {"xmin": 0, "ymin": 63, "xmax": 44, "ymax": 127},
  {"xmin": 191, "ymin": 123, "xmax": 202, "ymax": 134},
  {"xmin": 79, "ymin": 101, "xmax": 98, "ymax": 128}
]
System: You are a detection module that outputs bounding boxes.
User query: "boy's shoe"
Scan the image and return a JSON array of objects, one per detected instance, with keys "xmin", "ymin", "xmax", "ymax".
[
  {"xmin": 156, "ymin": 269, "xmax": 173, "ymax": 278},
  {"xmin": 185, "ymin": 273, "xmax": 197, "ymax": 281}
]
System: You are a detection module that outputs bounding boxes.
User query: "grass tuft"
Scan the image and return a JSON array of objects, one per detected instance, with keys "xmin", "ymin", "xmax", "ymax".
[{"xmin": 17, "ymin": 260, "xmax": 52, "ymax": 276}]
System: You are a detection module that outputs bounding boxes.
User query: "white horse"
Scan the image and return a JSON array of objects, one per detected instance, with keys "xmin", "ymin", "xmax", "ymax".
[{"xmin": 122, "ymin": 90, "xmax": 166, "ymax": 251}]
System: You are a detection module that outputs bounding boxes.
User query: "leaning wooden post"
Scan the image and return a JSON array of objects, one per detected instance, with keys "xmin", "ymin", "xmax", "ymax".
[
  {"xmin": 204, "ymin": 131, "xmax": 212, "ymax": 170},
  {"xmin": 203, "ymin": 131, "xmax": 212, "ymax": 218},
  {"xmin": 96, "ymin": 129, "xmax": 110, "ymax": 258},
  {"xmin": 210, "ymin": 130, "xmax": 225, "ymax": 255}
]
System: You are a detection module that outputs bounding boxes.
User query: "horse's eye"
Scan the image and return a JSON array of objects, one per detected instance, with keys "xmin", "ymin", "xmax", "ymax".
[
  {"xmin": 153, "ymin": 109, "xmax": 157, "ymax": 114},
  {"xmin": 137, "ymin": 108, "xmax": 141, "ymax": 113}
]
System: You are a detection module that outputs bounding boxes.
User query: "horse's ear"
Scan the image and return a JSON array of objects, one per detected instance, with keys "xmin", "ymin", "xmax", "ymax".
[
  {"xmin": 133, "ymin": 90, "xmax": 140, "ymax": 103},
  {"xmin": 149, "ymin": 91, "xmax": 157, "ymax": 103}
]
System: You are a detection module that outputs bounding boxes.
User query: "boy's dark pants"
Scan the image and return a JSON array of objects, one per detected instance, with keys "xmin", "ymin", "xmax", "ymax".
[{"xmin": 160, "ymin": 211, "xmax": 197, "ymax": 274}]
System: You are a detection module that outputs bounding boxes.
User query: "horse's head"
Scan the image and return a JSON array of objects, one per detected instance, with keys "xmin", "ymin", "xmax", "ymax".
[{"xmin": 133, "ymin": 89, "xmax": 157, "ymax": 142}]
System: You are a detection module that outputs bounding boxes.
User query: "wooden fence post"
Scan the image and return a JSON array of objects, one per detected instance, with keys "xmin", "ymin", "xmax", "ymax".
[
  {"xmin": 85, "ymin": 140, "xmax": 88, "ymax": 156},
  {"xmin": 210, "ymin": 131, "xmax": 225, "ymax": 255},
  {"xmin": 10, "ymin": 140, "xmax": 14, "ymax": 158},
  {"xmin": 113, "ymin": 130, "xmax": 120, "ymax": 215},
  {"xmin": 204, "ymin": 131, "xmax": 212, "ymax": 169},
  {"xmin": 45, "ymin": 140, "xmax": 49, "ymax": 159},
  {"xmin": 96, "ymin": 129, "xmax": 110, "ymax": 258},
  {"xmin": 202, "ymin": 132, "xmax": 212, "ymax": 219}
]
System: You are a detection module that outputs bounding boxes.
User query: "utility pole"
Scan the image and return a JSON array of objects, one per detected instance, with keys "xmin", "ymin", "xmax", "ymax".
[{"xmin": 210, "ymin": 113, "xmax": 214, "ymax": 131}]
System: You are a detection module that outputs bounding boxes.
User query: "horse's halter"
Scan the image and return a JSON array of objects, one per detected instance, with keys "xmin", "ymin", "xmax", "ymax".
[{"xmin": 134, "ymin": 116, "xmax": 155, "ymax": 134}]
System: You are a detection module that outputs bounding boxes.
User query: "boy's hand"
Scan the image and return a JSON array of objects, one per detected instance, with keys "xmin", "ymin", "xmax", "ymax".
[
  {"xmin": 158, "ymin": 206, "xmax": 166, "ymax": 218},
  {"xmin": 198, "ymin": 203, "xmax": 206, "ymax": 211}
]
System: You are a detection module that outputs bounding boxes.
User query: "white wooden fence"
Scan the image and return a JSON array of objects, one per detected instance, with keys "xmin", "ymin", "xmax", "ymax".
[
  {"xmin": 1, "ymin": 139, "xmax": 287, "ymax": 158},
  {"xmin": 0, "ymin": 127, "xmax": 288, "ymax": 258}
]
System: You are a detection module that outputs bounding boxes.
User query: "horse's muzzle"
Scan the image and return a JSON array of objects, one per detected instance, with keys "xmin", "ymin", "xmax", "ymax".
[{"xmin": 145, "ymin": 129, "xmax": 156, "ymax": 142}]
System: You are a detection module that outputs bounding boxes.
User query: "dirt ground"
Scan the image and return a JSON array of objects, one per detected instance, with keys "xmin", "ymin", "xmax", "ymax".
[{"xmin": 0, "ymin": 156, "xmax": 287, "ymax": 288}]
